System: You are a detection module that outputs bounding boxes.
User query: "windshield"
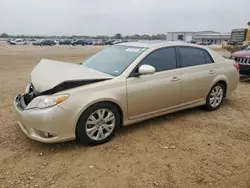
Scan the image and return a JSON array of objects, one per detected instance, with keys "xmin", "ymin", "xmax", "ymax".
[
  {"xmin": 82, "ymin": 45, "xmax": 147, "ymax": 76},
  {"xmin": 246, "ymin": 45, "xmax": 250, "ymax": 50}
]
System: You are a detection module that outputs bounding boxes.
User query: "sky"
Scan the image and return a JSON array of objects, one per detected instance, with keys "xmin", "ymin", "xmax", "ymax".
[{"xmin": 0, "ymin": 0, "xmax": 249, "ymax": 36}]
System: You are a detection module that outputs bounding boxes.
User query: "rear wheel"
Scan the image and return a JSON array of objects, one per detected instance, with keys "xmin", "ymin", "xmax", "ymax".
[
  {"xmin": 76, "ymin": 103, "xmax": 120, "ymax": 145},
  {"xmin": 205, "ymin": 83, "xmax": 225, "ymax": 111}
]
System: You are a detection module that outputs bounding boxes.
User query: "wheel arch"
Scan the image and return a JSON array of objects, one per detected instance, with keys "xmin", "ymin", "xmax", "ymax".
[
  {"xmin": 211, "ymin": 76, "xmax": 228, "ymax": 97},
  {"xmin": 216, "ymin": 80, "xmax": 227, "ymax": 97},
  {"xmin": 75, "ymin": 100, "xmax": 124, "ymax": 134}
]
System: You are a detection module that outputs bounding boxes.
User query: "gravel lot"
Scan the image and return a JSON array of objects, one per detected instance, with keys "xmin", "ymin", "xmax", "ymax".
[{"xmin": 0, "ymin": 43, "xmax": 249, "ymax": 188}]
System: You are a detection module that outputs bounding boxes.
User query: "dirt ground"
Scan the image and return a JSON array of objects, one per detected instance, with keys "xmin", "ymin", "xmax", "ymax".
[{"xmin": 0, "ymin": 43, "xmax": 249, "ymax": 188}]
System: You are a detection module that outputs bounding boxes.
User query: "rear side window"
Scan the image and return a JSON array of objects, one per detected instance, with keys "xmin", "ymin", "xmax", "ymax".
[
  {"xmin": 140, "ymin": 47, "xmax": 177, "ymax": 72},
  {"xmin": 179, "ymin": 47, "xmax": 206, "ymax": 68},
  {"xmin": 204, "ymin": 50, "xmax": 214, "ymax": 64}
]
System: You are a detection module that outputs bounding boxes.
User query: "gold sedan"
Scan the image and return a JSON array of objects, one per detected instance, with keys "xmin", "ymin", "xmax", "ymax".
[{"xmin": 14, "ymin": 42, "xmax": 239, "ymax": 145}]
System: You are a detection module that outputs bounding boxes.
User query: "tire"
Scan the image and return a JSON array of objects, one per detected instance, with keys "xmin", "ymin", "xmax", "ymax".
[
  {"xmin": 205, "ymin": 82, "xmax": 225, "ymax": 111},
  {"xmin": 76, "ymin": 103, "xmax": 120, "ymax": 145}
]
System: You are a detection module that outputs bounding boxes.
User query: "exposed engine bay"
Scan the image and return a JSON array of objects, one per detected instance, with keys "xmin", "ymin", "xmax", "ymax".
[{"xmin": 21, "ymin": 79, "xmax": 108, "ymax": 108}]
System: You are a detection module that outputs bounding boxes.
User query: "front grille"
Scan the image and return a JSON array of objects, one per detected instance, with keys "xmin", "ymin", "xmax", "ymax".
[
  {"xmin": 16, "ymin": 84, "xmax": 38, "ymax": 110},
  {"xmin": 16, "ymin": 95, "xmax": 27, "ymax": 110},
  {"xmin": 23, "ymin": 83, "xmax": 38, "ymax": 106},
  {"xmin": 235, "ymin": 57, "xmax": 250, "ymax": 65}
]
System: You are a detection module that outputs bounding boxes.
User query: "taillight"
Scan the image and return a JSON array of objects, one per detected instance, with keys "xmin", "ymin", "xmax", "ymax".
[{"xmin": 233, "ymin": 62, "xmax": 240, "ymax": 70}]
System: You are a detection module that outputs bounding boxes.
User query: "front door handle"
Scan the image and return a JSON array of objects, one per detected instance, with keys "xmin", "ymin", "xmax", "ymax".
[
  {"xmin": 171, "ymin": 76, "xmax": 180, "ymax": 82},
  {"xmin": 209, "ymin": 70, "xmax": 216, "ymax": 74}
]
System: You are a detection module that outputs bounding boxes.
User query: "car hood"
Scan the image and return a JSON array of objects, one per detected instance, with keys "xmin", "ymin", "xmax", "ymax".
[
  {"xmin": 232, "ymin": 50, "xmax": 250, "ymax": 58},
  {"xmin": 31, "ymin": 59, "xmax": 114, "ymax": 93}
]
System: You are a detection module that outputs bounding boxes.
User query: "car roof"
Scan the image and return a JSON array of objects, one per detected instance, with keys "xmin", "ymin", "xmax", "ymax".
[
  {"xmin": 116, "ymin": 41, "xmax": 225, "ymax": 62},
  {"xmin": 116, "ymin": 41, "xmax": 210, "ymax": 50}
]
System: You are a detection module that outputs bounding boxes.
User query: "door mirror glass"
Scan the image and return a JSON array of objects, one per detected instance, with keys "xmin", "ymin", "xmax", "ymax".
[{"xmin": 138, "ymin": 65, "xmax": 155, "ymax": 75}]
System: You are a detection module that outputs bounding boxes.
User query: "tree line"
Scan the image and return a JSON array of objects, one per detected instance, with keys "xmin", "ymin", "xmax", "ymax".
[{"xmin": 0, "ymin": 33, "xmax": 166, "ymax": 40}]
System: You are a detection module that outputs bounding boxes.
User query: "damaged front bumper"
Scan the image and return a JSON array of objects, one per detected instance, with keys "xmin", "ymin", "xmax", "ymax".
[{"xmin": 13, "ymin": 94, "xmax": 76, "ymax": 143}]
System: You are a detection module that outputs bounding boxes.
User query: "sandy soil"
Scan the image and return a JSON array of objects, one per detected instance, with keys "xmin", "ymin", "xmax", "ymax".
[{"xmin": 0, "ymin": 43, "xmax": 249, "ymax": 188}]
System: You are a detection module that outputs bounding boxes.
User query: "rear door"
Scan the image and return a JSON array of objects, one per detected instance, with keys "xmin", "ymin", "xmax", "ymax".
[
  {"xmin": 126, "ymin": 47, "xmax": 182, "ymax": 119},
  {"xmin": 177, "ymin": 46, "xmax": 217, "ymax": 103}
]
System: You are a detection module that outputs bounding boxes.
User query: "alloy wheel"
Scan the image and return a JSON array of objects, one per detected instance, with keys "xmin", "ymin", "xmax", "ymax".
[
  {"xmin": 209, "ymin": 86, "xmax": 223, "ymax": 107},
  {"xmin": 85, "ymin": 109, "xmax": 115, "ymax": 141}
]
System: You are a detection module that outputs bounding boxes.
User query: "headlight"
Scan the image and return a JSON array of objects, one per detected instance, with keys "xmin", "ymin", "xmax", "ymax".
[
  {"xmin": 26, "ymin": 94, "xmax": 69, "ymax": 109},
  {"xmin": 230, "ymin": 56, "xmax": 235, "ymax": 60}
]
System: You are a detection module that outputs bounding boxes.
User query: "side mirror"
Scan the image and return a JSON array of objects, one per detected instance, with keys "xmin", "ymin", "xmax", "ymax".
[{"xmin": 138, "ymin": 65, "xmax": 155, "ymax": 75}]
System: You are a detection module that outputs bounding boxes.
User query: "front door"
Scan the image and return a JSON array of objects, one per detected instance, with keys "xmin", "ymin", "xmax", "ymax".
[{"xmin": 126, "ymin": 47, "xmax": 182, "ymax": 119}]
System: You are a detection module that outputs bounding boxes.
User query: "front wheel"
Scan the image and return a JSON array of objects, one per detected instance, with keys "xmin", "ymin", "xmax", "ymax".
[
  {"xmin": 76, "ymin": 103, "xmax": 120, "ymax": 145},
  {"xmin": 205, "ymin": 83, "xmax": 225, "ymax": 111}
]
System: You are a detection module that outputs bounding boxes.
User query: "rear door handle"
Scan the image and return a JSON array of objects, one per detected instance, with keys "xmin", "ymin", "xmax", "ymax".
[
  {"xmin": 171, "ymin": 76, "xmax": 180, "ymax": 82},
  {"xmin": 209, "ymin": 70, "xmax": 216, "ymax": 74}
]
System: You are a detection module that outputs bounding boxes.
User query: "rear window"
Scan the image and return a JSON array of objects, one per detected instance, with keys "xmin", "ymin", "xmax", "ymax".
[
  {"xmin": 179, "ymin": 47, "xmax": 206, "ymax": 67},
  {"xmin": 204, "ymin": 50, "xmax": 214, "ymax": 64}
]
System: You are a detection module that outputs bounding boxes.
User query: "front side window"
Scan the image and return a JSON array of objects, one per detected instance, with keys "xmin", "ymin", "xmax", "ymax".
[
  {"xmin": 82, "ymin": 45, "xmax": 147, "ymax": 76},
  {"xmin": 179, "ymin": 47, "xmax": 206, "ymax": 68},
  {"xmin": 139, "ymin": 47, "xmax": 177, "ymax": 72}
]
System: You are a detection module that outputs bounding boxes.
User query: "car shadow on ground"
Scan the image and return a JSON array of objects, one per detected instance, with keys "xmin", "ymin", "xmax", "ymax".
[
  {"xmin": 117, "ymin": 98, "xmax": 235, "ymax": 137},
  {"xmin": 26, "ymin": 106, "xmax": 211, "ymax": 151},
  {"xmin": 117, "ymin": 106, "xmax": 203, "ymax": 136},
  {"xmin": 240, "ymin": 75, "xmax": 250, "ymax": 82},
  {"xmin": 22, "ymin": 106, "xmax": 203, "ymax": 152},
  {"xmin": 20, "ymin": 98, "xmax": 234, "ymax": 153}
]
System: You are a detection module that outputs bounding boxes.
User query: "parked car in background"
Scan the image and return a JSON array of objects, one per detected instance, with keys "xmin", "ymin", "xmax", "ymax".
[
  {"xmin": 72, "ymin": 40, "xmax": 88, "ymax": 46},
  {"xmin": 33, "ymin": 39, "xmax": 57, "ymax": 46},
  {"xmin": 112, "ymin": 40, "xmax": 123, "ymax": 45},
  {"xmin": 9, "ymin": 39, "xmax": 27, "ymax": 45},
  {"xmin": 104, "ymin": 40, "xmax": 115, "ymax": 45},
  {"xmin": 85, "ymin": 40, "xmax": 92, "ymax": 45},
  {"xmin": 32, "ymin": 40, "xmax": 43, "ymax": 46},
  {"xmin": 14, "ymin": 42, "xmax": 239, "ymax": 145},
  {"xmin": 59, "ymin": 40, "xmax": 72, "ymax": 45},
  {"xmin": 93, "ymin": 40, "xmax": 105, "ymax": 46},
  {"xmin": 7, "ymin": 39, "xmax": 14, "ymax": 44},
  {"xmin": 230, "ymin": 45, "xmax": 250, "ymax": 75},
  {"xmin": 200, "ymin": 42, "xmax": 210, "ymax": 45}
]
